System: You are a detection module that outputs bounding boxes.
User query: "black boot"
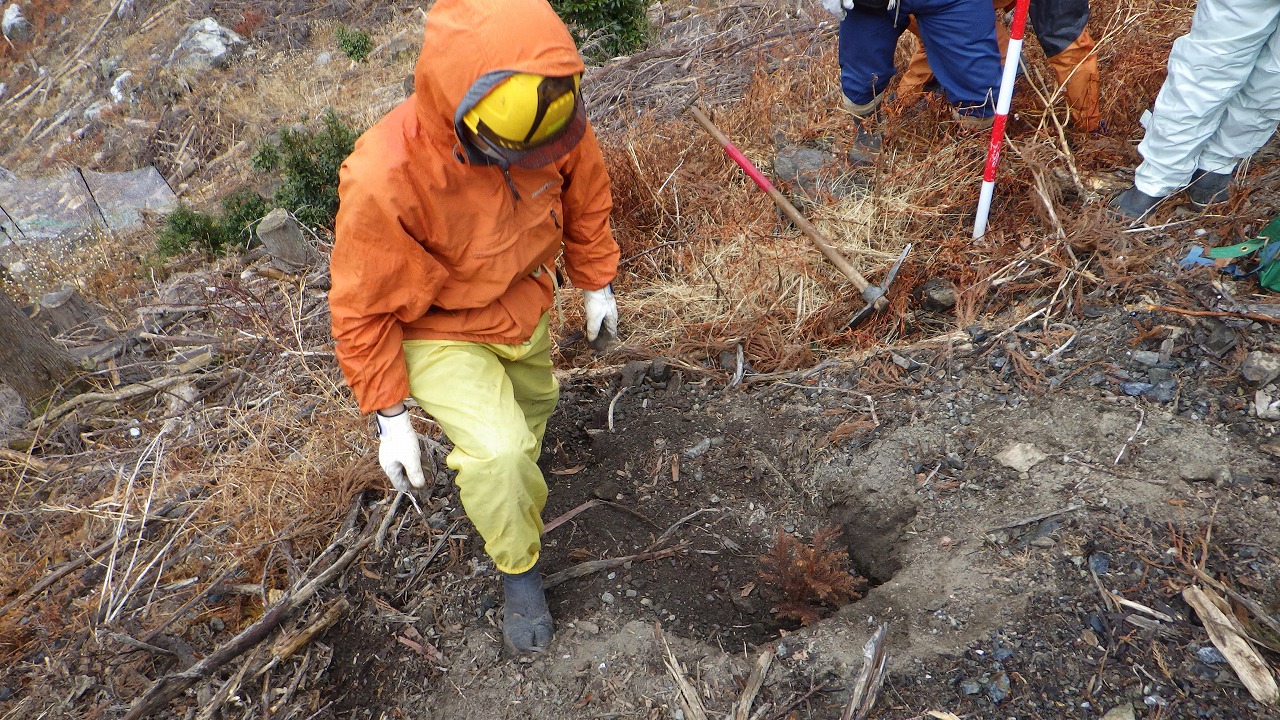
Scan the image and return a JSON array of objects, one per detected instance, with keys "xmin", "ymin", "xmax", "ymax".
[
  {"xmin": 502, "ymin": 564, "xmax": 553, "ymax": 654},
  {"xmin": 1109, "ymin": 186, "xmax": 1165, "ymax": 223},
  {"xmin": 1187, "ymin": 168, "xmax": 1232, "ymax": 210},
  {"xmin": 842, "ymin": 93, "xmax": 883, "ymax": 168}
]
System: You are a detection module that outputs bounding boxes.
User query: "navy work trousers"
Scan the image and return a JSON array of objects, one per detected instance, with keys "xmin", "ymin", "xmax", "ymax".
[{"xmin": 839, "ymin": 0, "xmax": 1002, "ymax": 117}]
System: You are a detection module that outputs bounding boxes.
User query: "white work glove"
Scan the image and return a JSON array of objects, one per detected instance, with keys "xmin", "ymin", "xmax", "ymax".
[
  {"xmin": 583, "ymin": 285, "xmax": 618, "ymax": 350},
  {"xmin": 376, "ymin": 409, "xmax": 426, "ymax": 491},
  {"xmin": 820, "ymin": 0, "xmax": 855, "ymax": 17}
]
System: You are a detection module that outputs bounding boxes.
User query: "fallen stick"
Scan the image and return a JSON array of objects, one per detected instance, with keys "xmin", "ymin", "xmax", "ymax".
[
  {"xmin": 544, "ymin": 545, "xmax": 685, "ymax": 589},
  {"xmin": 122, "ymin": 535, "xmax": 373, "ymax": 720},
  {"xmin": 659, "ymin": 624, "xmax": 710, "ymax": 720},
  {"xmin": 542, "ymin": 499, "xmax": 602, "ymax": 535},
  {"xmin": 985, "ymin": 503, "xmax": 1085, "ymax": 533},
  {"xmin": 1189, "ymin": 566, "xmax": 1280, "ymax": 643},
  {"xmin": 1182, "ymin": 585, "xmax": 1278, "ymax": 705},
  {"xmin": 257, "ymin": 596, "xmax": 349, "ymax": 677},
  {"xmin": 841, "ymin": 623, "xmax": 890, "ymax": 720},
  {"xmin": 1146, "ymin": 304, "xmax": 1280, "ymax": 325},
  {"xmin": 28, "ymin": 373, "xmax": 204, "ymax": 430},
  {"xmin": 733, "ymin": 650, "xmax": 774, "ymax": 720}
]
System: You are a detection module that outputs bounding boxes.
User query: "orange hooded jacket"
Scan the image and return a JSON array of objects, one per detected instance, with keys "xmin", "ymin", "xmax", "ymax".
[{"xmin": 329, "ymin": 0, "xmax": 620, "ymax": 415}]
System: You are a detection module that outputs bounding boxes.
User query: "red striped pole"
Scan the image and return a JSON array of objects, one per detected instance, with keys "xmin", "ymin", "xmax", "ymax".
[{"xmin": 973, "ymin": 0, "xmax": 1032, "ymax": 240}]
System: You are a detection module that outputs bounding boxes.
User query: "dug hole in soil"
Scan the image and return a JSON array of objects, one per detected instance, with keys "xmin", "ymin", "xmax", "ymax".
[{"xmin": 318, "ymin": 320, "xmax": 1279, "ymax": 719}]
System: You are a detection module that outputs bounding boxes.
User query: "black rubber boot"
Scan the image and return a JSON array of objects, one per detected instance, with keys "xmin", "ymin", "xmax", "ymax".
[
  {"xmin": 1187, "ymin": 168, "xmax": 1232, "ymax": 210},
  {"xmin": 502, "ymin": 564, "xmax": 553, "ymax": 654},
  {"xmin": 1108, "ymin": 186, "xmax": 1165, "ymax": 223},
  {"xmin": 842, "ymin": 93, "xmax": 884, "ymax": 168},
  {"xmin": 848, "ymin": 122, "xmax": 883, "ymax": 167}
]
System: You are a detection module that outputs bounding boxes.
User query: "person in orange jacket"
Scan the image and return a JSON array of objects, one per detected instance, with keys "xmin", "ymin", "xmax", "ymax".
[
  {"xmin": 898, "ymin": 0, "xmax": 1100, "ymax": 132},
  {"xmin": 328, "ymin": 0, "xmax": 620, "ymax": 654}
]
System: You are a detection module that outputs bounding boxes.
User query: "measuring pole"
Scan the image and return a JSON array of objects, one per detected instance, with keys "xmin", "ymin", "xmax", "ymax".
[{"xmin": 973, "ymin": 0, "xmax": 1032, "ymax": 240}]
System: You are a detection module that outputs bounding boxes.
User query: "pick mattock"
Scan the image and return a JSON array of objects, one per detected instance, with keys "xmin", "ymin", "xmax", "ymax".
[{"xmin": 688, "ymin": 105, "xmax": 909, "ymax": 328}]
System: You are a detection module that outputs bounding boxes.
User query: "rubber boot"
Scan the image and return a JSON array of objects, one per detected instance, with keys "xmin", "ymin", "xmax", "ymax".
[
  {"xmin": 1108, "ymin": 186, "xmax": 1165, "ymax": 223},
  {"xmin": 502, "ymin": 564, "xmax": 553, "ymax": 654},
  {"xmin": 1187, "ymin": 168, "xmax": 1232, "ymax": 210},
  {"xmin": 841, "ymin": 93, "xmax": 884, "ymax": 167}
]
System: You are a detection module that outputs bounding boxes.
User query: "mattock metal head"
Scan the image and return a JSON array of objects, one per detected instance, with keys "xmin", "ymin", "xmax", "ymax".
[{"xmin": 847, "ymin": 243, "xmax": 912, "ymax": 329}]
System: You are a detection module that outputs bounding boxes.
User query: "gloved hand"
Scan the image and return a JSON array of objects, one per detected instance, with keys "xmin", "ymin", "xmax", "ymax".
[
  {"xmin": 820, "ymin": 0, "xmax": 855, "ymax": 17},
  {"xmin": 376, "ymin": 408, "xmax": 426, "ymax": 491},
  {"xmin": 583, "ymin": 285, "xmax": 618, "ymax": 350}
]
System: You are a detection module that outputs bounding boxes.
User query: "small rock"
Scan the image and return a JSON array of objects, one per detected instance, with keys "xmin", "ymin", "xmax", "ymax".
[
  {"xmin": 591, "ymin": 481, "xmax": 622, "ymax": 501},
  {"xmin": 208, "ymin": 616, "xmax": 225, "ymax": 633},
  {"xmin": 110, "ymin": 71, "xmax": 136, "ymax": 104},
  {"xmin": 625, "ymin": 589, "xmax": 637, "ymax": 598},
  {"xmin": 1145, "ymin": 379, "xmax": 1177, "ymax": 403},
  {"xmin": 1101, "ymin": 705, "xmax": 1136, "ymax": 720},
  {"xmin": 959, "ymin": 679, "xmax": 982, "ymax": 695},
  {"xmin": 377, "ymin": 34, "xmax": 417, "ymax": 61},
  {"xmin": 916, "ymin": 278, "xmax": 957, "ymax": 311},
  {"xmin": 601, "ymin": 592, "xmax": 615, "ymax": 605},
  {"xmin": 1029, "ymin": 536, "xmax": 1056, "ymax": 548},
  {"xmin": 1202, "ymin": 323, "xmax": 1237, "ymax": 357},
  {"xmin": 2, "ymin": 4, "xmax": 32, "ymax": 42},
  {"xmin": 892, "ymin": 353, "xmax": 921, "ymax": 371},
  {"xmin": 576, "ymin": 620, "xmax": 600, "ymax": 635},
  {"xmin": 1196, "ymin": 646, "xmax": 1227, "ymax": 665},
  {"xmin": 993, "ymin": 648, "xmax": 1014, "ymax": 662},
  {"xmin": 1132, "ymin": 350, "xmax": 1162, "ymax": 366},
  {"xmin": 987, "ymin": 671, "xmax": 1010, "ymax": 703},
  {"xmin": 169, "ymin": 18, "xmax": 246, "ymax": 72},
  {"xmin": 994, "ymin": 442, "xmax": 1048, "ymax": 473},
  {"xmin": 1088, "ymin": 552, "xmax": 1110, "ymax": 575},
  {"xmin": 1120, "ymin": 381, "xmax": 1153, "ymax": 397},
  {"xmin": 1254, "ymin": 390, "xmax": 1280, "ymax": 420},
  {"xmin": 683, "ymin": 437, "xmax": 712, "ymax": 458},
  {"xmin": 1240, "ymin": 351, "xmax": 1280, "ymax": 386},
  {"xmin": 0, "ymin": 686, "xmax": 11, "ymax": 702}
]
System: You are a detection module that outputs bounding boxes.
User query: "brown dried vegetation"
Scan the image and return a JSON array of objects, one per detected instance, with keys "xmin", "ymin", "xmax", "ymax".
[{"xmin": 758, "ymin": 526, "xmax": 865, "ymax": 626}]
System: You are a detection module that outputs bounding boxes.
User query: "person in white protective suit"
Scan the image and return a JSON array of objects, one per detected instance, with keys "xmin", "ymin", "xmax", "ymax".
[{"xmin": 1110, "ymin": 0, "xmax": 1280, "ymax": 222}]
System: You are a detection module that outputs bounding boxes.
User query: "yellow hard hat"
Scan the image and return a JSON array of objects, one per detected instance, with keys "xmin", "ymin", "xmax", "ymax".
[{"xmin": 462, "ymin": 73, "xmax": 585, "ymax": 168}]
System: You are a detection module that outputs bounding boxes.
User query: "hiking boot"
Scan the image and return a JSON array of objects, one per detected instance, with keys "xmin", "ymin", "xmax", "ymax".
[
  {"xmin": 502, "ymin": 564, "xmax": 553, "ymax": 654},
  {"xmin": 841, "ymin": 93, "xmax": 885, "ymax": 168},
  {"xmin": 953, "ymin": 112, "xmax": 995, "ymax": 131},
  {"xmin": 1187, "ymin": 168, "xmax": 1232, "ymax": 210},
  {"xmin": 1108, "ymin": 186, "xmax": 1164, "ymax": 223}
]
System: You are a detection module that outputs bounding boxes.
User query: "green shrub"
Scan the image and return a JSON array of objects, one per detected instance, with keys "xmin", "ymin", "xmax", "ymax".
[
  {"xmin": 253, "ymin": 109, "xmax": 359, "ymax": 228},
  {"xmin": 551, "ymin": 0, "xmax": 649, "ymax": 60},
  {"xmin": 335, "ymin": 26, "xmax": 373, "ymax": 63},
  {"xmin": 158, "ymin": 205, "xmax": 234, "ymax": 257},
  {"xmin": 157, "ymin": 190, "xmax": 271, "ymax": 257}
]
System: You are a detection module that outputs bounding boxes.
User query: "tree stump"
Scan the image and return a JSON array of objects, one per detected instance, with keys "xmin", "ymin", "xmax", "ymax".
[
  {"xmin": 0, "ymin": 289, "xmax": 79, "ymax": 409},
  {"xmin": 257, "ymin": 209, "xmax": 319, "ymax": 274},
  {"xmin": 34, "ymin": 284, "xmax": 102, "ymax": 336}
]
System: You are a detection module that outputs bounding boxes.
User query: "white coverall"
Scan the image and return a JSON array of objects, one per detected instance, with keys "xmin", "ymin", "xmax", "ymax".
[{"xmin": 1134, "ymin": 0, "xmax": 1280, "ymax": 197}]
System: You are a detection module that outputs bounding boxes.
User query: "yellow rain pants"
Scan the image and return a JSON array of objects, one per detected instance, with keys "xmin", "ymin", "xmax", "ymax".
[{"xmin": 401, "ymin": 314, "xmax": 558, "ymax": 575}]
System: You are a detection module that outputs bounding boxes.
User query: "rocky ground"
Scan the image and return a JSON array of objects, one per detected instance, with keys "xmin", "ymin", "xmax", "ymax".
[{"xmin": 1, "ymin": 1, "xmax": 1279, "ymax": 719}]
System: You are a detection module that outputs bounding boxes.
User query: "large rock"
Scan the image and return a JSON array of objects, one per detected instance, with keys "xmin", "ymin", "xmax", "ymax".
[
  {"xmin": 169, "ymin": 18, "xmax": 245, "ymax": 72},
  {"xmin": 1240, "ymin": 351, "xmax": 1280, "ymax": 386},
  {"xmin": 2, "ymin": 3, "xmax": 32, "ymax": 42}
]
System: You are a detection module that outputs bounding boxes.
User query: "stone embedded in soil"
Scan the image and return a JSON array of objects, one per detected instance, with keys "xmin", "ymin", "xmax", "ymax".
[
  {"xmin": 601, "ymin": 592, "xmax": 615, "ymax": 605},
  {"xmin": 1240, "ymin": 351, "xmax": 1280, "ymax": 385},
  {"xmin": 916, "ymin": 277, "xmax": 957, "ymax": 311},
  {"xmin": 1196, "ymin": 646, "xmax": 1226, "ymax": 665},
  {"xmin": 1132, "ymin": 350, "xmax": 1162, "ymax": 366},
  {"xmin": 1120, "ymin": 382, "xmax": 1153, "ymax": 396},
  {"xmin": 994, "ymin": 443, "xmax": 1048, "ymax": 473},
  {"xmin": 1202, "ymin": 323, "xmax": 1238, "ymax": 357},
  {"xmin": 2, "ymin": 4, "xmax": 32, "ymax": 42},
  {"xmin": 1101, "ymin": 705, "xmax": 1137, "ymax": 720}
]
